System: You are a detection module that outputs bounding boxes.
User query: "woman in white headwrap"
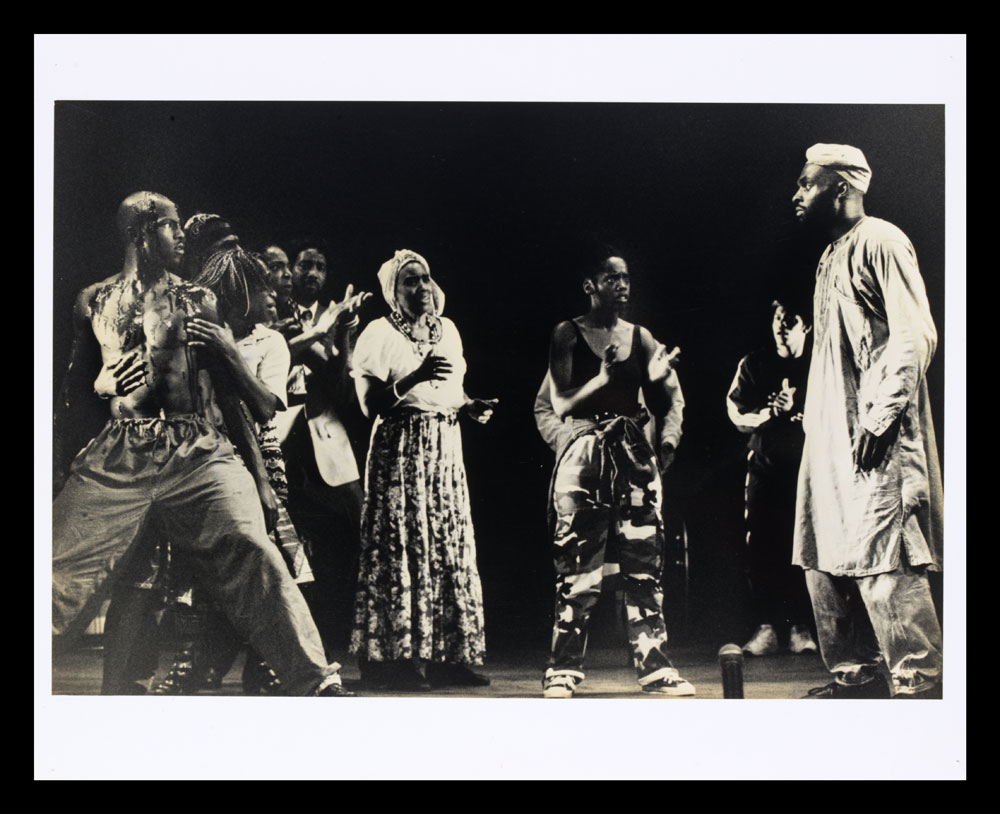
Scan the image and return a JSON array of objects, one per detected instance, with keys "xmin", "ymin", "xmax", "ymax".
[{"xmin": 349, "ymin": 250, "xmax": 497, "ymax": 691}]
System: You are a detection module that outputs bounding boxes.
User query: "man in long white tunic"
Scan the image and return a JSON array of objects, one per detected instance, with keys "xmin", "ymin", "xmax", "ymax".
[{"xmin": 791, "ymin": 144, "xmax": 943, "ymax": 699}]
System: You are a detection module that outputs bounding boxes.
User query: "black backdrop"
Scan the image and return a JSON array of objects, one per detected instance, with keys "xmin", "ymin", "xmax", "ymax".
[{"xmin": 51, "ymin": 101, "xmax": 945, "ymax": 650}]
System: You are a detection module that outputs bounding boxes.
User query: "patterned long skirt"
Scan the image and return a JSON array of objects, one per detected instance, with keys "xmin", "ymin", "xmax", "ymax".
[{"xmin": 349, "ymin": 409, "xmax": 486, "ymax": 665}]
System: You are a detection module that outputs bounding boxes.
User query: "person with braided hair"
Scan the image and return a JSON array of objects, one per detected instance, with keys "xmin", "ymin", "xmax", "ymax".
[
  {"xmin": 154, "ymin": 247, "xmax": 321, "ymax": 695},
  {"xmin": 52, "ymin": 193, "xmax": 351, "ymax": 697}
]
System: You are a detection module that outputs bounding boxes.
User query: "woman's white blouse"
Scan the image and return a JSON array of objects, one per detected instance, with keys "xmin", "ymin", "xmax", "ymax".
[{"xmin": 352, "ymin": 316, "xmax": 467, "ymax": 411}]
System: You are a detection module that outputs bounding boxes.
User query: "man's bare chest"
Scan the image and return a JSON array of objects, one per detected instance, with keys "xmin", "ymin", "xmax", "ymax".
[{"xmin": 91, "ymin": 281, "xmax": 209, "ymax": 356}]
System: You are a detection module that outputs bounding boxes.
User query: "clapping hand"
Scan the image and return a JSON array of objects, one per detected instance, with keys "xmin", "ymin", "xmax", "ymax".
[
  {"xmin": 315, "ymin": 285, "xmax": 373, "ymax": 335},
  {"xmin": 648, "ymin": 344, "xmax": 681, "ymax": 382},
  {"xmin": 597, "ymin": 343, "xmax": 620, "ymax": 384},
  {"xmin": 767, "ymin": 378, "xmax": 797, "ymax": 415}
]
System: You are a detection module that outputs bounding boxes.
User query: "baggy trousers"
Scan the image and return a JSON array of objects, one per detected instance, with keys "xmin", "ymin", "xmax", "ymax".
[
  {"xmin": 805, "ymin": 566, "xmax": 942, "ymax": 696},
  {"xmin": 52, "ymin": 415, "xmax": 336, "ymax": 696},
  {"xmin": 548, "ymin": 415, "xmax": 675, "ymax": 685}
]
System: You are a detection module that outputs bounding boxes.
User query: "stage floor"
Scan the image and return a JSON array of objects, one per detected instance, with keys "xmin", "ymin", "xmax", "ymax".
[{"xmin": 52, "ymin": 640, "xmax": 834, "ymax": 699}]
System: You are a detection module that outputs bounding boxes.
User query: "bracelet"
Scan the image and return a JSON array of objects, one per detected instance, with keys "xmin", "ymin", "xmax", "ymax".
[{"xmin": 392, "ymin": 381, "xmax": 403, "ymax": 401}]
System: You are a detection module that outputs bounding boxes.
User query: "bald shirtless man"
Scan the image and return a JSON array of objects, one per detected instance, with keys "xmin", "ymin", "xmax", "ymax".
[{"xmin": 52, "ymin": 191, "xmax": 351, "ymax": 696}]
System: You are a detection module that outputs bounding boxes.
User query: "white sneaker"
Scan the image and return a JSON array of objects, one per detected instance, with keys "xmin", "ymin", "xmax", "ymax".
[
  {"xmin": 641, "ymin": 669, "xmax": 696, "ymax": 697},
  {"xmin": 789, "ymin": 624, "xmax": 818, "ymax": 654},
  {"xmin": 742, "ymin": 624, "xmax": 779, "ymax": 656},
  {"xmin": 542, "ymin": 672, "xmax": 581, "ymax": 698}
]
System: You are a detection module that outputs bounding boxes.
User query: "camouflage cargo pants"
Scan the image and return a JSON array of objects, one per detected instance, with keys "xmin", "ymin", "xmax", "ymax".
[{"xmin": 547, "ymin": 416, "xmax": 676, "ymax": 686}]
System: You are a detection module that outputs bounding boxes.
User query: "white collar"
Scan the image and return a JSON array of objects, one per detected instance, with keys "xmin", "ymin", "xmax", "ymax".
[{"xmin": 298, "ymin": 301, "xmax": 320, "ymax": 323}]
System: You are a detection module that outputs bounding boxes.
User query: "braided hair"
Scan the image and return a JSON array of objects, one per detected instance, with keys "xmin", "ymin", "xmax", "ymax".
[{"xmin": 193, "ymin": 247, "xmax": 272, "ymax": 326}]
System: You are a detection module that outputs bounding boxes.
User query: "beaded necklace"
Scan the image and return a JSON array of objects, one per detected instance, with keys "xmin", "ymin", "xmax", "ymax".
[
  {"xmin": 390, "ymin": 309, "xmax": 442, "ymax": 348},
  {"xmin": 389, "ymin": 310, "xmax": 443, "ymax": 390}
]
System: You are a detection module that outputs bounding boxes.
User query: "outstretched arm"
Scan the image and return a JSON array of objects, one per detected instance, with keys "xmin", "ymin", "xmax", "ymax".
[
  {"xmin": 287, "ymin": 287, "xmax": 371, "ymax": 365},
  {"xmin": 639, "ymin": 328, "xmax": 684, "ymax": 470},
  {"xmin": 291, "ymin": 287, "xmax": 371, "ymax": 414}
]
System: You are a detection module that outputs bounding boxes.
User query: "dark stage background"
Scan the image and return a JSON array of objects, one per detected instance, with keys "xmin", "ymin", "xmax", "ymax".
[{"xmin": 51, "ymin": 102, "xmax": 946, "ymax": 651}]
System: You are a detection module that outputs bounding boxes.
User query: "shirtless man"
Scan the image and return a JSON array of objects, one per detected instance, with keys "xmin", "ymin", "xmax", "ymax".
[
  {"xmin": 542, "ymin": 247, "xmax": 692, "ymax": 698},
  {"xmin": 52, "ymin": 191, "xmax": 351, "ymax": 696}
]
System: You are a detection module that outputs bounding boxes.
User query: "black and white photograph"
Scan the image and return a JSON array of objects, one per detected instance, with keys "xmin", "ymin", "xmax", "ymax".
[{"xmin": 35, "ymin": 34, "xmax": 966, "ymax": 780}]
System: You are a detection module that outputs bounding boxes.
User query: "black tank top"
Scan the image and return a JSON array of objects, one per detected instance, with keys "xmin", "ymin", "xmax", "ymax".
[{"xmin": 567, "ymin": 320, "xmax": 643, "ymax": 417}]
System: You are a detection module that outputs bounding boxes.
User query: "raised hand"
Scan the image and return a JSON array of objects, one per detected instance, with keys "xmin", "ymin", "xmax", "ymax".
[
  {"xmin": 768, "ymin": 377, "xmax": 797, "ymax": 414},
  {"xmin": 648, "ymin": 344, "xmax": 681, "ymax": 382},
  {"xmin": 597, "ymin": 343, "xmax": 620, "ymax": 384},
  {"xmin": 463, "ymin": 397, "xmax": 499, "ymax": 424},
  {"xmin": 314, "ymin": 298, "xmax": 344, "ymax": 335},
  {"xmin": 337, "ymin": 284, "xmax": 372, "ymax": 319},
  {"xmin": 93, "ymin": 350, "xmax": 147, "ymax": 398},
  {"xmin": 315, "ymin": 285, "xmax": 373, "ymax": 334}
]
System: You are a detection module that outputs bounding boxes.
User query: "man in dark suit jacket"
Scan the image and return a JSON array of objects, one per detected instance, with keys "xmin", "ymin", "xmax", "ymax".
[{"xmin": 277, "ymin": 241, "xmax": 371, "ymax": 655}]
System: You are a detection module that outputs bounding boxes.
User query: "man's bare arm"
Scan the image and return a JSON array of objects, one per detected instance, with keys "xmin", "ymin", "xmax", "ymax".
[
  {"xmin": 549, "ymin": 321, "xmax": 615, "ymax": 420},
  {"xmin": 638, "ymin": 327, "xmax": 684, "ymax": 470},
  {"xmin": 196, "ymin": 298, "xmax": 279, "ymax": 532},
  {"xmin": 53, "ymin": 286, "xmax": 103, "ymax": 494},
  {"xmin": 184, "ymin": 317, "xmax": 281, "ymax": 424}
]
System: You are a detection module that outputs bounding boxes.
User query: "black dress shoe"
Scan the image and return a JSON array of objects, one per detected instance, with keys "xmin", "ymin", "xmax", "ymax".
[
  {"xmin": 804, "ymin": 674, "xmax": 890, "ymax": 699},
  {"xmin": 426, "ymin": 662, "xmax": 491, "ymax": 688},
  {"xmin": 384, "ymin": 661, "xmax": 432, "ymax": 692}
]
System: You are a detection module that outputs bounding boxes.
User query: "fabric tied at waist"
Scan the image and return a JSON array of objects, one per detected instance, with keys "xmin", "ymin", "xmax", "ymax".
[
  {"xmin": 101, "ymin": 413, "xmax": 212, "ymax": 471},
  {"xmin": 547, "ymin": 408, "xmax": 655, "ymax": 533}
]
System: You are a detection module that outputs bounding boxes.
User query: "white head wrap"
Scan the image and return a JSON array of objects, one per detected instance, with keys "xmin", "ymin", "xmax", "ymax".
[
  {"xmin": 376, "ymin": 249, "xmax": 445, "ymax": 316},
  {"xmin": 805, "ymin": 144, "xmax": 872, "ymax": 194}
]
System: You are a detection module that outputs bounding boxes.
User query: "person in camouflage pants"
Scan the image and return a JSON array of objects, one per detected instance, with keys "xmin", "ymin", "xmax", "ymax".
[
  {"xmin": 543, "ymin": 244, "xmax": 694, "ymax": 698},
  {"xmin": 548, "ymin": 414, "xmax": 675, "ymax": 682}
]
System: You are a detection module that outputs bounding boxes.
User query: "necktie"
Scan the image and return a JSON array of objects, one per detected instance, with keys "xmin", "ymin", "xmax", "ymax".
[{"xmin": 301, "ymin": 309, "xmax": 312, "ymax": 324}]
